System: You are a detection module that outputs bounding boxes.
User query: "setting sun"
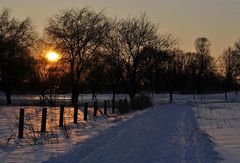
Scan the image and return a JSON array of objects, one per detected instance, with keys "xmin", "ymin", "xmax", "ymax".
[{"xmin": 46, "ymin": 51, "xmax": 60, "ymax": 62}]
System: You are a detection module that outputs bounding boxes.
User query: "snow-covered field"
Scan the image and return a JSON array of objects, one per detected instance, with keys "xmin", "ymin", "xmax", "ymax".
[
  {"xmin": 0, "ymin": 93, "xmax": 129, "ymax": 106},
  {"xmin": 0, "ymin": 102, "xmax": 146, "ymax": 163},
  {"xmin": 0, "ymin": 92, "xmax": 240, "ymax": 162},
  {"xmin": 194, "ymin": 102, "xmax": 240, "ymax": 162}
]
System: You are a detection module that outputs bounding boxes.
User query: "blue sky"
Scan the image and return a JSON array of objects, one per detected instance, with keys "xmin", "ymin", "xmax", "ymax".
[{"xmin": 1, "ymin": 0, "xmax": 240, "ymax": 56}]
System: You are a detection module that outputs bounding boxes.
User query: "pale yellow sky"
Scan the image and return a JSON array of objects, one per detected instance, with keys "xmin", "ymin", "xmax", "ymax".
[{"xmin": 1, "ymin": 0, "xmax": 240, "ymax": 57}]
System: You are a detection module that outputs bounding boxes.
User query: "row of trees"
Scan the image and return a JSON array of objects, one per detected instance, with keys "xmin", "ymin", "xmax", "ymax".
[
  {"xmin": 0, "ymin": 8, "xmax": 240, "ymax": 105},
  {"xmin": 221, "ymin": 40, "xmax": 240, "ymax": 99}
]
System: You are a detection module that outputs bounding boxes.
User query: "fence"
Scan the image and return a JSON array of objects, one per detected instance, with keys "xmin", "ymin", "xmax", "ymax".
[{"xmin": 16, "ymin": 100, "xmax": 115, "ymax": 139}]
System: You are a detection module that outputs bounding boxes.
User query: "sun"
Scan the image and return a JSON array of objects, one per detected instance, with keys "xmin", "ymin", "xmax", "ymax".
[{"xmin": 46, "ymin": 51, "xmax": 60, "ymax": 62}]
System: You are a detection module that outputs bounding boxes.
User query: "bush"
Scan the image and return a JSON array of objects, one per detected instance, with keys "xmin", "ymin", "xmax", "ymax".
[
  {"xmin": 117, "ymin": 98, "xmax": 129, "ymax": 114},
  {"xmin": 130, "ymin": 94, "xmax": 152, "ymax": 110}
]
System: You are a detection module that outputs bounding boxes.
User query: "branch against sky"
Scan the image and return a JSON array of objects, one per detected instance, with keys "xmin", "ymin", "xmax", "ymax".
[{"xmin": 45, "ymin": 7, "xmax": 110, "ymax": 105}]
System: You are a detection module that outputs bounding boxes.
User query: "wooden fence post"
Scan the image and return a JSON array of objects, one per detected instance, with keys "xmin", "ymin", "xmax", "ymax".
[
  {"xmin": 74, "ymin": 105, "xmax": 78, "ymax": 124},
  {"xmin": 104, "ymin": 100, "xmax": 107, "ymax": 115},
  {"xmin": 94, "ymin": 101, "xmax": 98, "ymax": 116},
  {"xmin": 18, "ymin": 108, "xmax": 25, "ymax": 138},
  {"xmin": 84, "ymin": 102, "xmax": 88, "ymax": 121},
  {"xmin": 41, "ymin": 108, "xmax": 47, "ymax": 132},
  {"xmin": 59, "ymin": 105, "xmax": 64, "ymax": 127}
]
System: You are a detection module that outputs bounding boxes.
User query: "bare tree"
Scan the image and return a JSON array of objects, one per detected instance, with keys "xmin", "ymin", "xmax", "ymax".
[
  {"xmin": 107, "ymin": 14, "xmax": 177, "ymax": 101},
  {"xmin": 194, "ymin": 37, "xmax": 212, "ymax": 93},
  {"xmin": 166, "ymin": 49, "xmax": 185, "ymax": 102},
  {"xmin": 221, "ymin": 39, "xmax": 240, "ymax": 95},
  {"xmin": 233, "ymin": 39, "xmax": 240, "ymax": 75},
  {"xmin": 195, "ymin": 37, "xmax": 211, "ymax": 56},
  {"xmin": 45, "ymin": 8, "xmax": 110, "ymax": 106},
  {"xmin": 221, "ymin": 47, "xmax": 238, "ymax": 100},
  {"xmin": 104, "ymin": 19, "xmax": 123, "ymax": 104},
  {"xmin": 0, "ymin": 8, "xmax": 36, "ymax": 104},
  {"xmin": 33, "ymin": 40, "xmax": 64, "ymax": 106}
]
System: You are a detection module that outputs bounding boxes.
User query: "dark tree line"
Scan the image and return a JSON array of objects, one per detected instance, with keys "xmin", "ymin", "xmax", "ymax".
[
  {"xmin": 1, "ymin": 7, "xmax": 240, "ymax": 105},
  {"xmin": 0, "ymin": 9, "xmax": 36, "ymax": 104},
  {"xmin": 220, "ymin": 39, "xmax": 240, "ymax": 100}
]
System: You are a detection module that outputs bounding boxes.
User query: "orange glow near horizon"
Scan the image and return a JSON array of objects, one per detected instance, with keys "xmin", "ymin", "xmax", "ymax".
[{"xmin": 46, "ymin": 51, "xmax": 60, "ymax": 62}]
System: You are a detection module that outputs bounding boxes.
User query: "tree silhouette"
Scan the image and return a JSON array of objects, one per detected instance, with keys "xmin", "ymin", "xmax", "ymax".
[
  {"xmin": 221, "ymin": 39, "xmax": 240, "ymax": 95},
  {"xmin": 194, "ymin": 37, "xmax": 213, "ymax": 93},
  {"xmin": 233, "ymin": 39, "xmax": 240, "ymax": 92},
  {"xmin": 0, "ymin": 8, "xmax": 36, "ymax": 104},
  {"xmin": 107, "ymin": 14, "xmax": 177, "ymax": 101},
  {"xmin": 221, "ymin": 47, "xmax": 237, "ymax": 100},
  {"xmin": 45, "ymin": 8, "xmax": 110, "ymax": 106}
]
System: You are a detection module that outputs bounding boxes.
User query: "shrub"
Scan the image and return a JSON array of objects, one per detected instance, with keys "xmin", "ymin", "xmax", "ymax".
[
  {"xmin": 117, "ymin": 98, "xmax": 129, "ymax": 114},
  {"xmin": 130, "ymin": 94, "xmax": 152, "ymax": 110}
]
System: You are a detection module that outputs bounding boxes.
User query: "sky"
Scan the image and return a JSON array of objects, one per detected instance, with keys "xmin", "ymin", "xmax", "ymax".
[{"xmin": 1, "ymin": 0, "xmax": 240, "ymax": 57}]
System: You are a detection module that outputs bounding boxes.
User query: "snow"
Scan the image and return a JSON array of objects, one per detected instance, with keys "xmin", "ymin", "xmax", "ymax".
[
  {"xmin": 44, "ymin": 103, "xmax": 222, "ymax": 163},
  {"xmin": 193, "ymin": 101, "xmax": 240, "ymax": 162},
  {"xmin": 0, "ymin": 94, "xmax": 129, "ymax": 106},
  {"xmin": 0, "ymin": 104, "xmax": 144, "ymax": 163},
  {"xmin": 1, "ymin": 92, "xmax": 240, "ymax": 162}
]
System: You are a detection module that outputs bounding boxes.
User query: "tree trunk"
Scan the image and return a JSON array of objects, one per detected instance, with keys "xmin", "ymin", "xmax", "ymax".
[
  {"xmin": 1, "ymin": 65, "xmax": 12, "ymax": 104},
  {"xmin": 92, "ymin": 91, "xmax": 96, "ymax": 100},
  {"xmin": 224, "ymin": 89, "xmax": 228, "ymax": 101},
  {"xmin": 71, "ymin": 81, "xmax": 79, "ymax": 106},
  {"xmin": 129, "ymin": 92, "xmax": 136, "ymax": 106},
  {"xmin": 70, "ymin": 62, "xmax": 78, "ymax": 106},
  {"xmin": 169, "ymin": 91, "xmax": 173, "ymax": 102},
  {"xmin": 235, "ymin": 83, "xmax": 238, "ymax": 95},
  {"xmin": 112, "ymin": 89, "xmax": 116, "ymax": 104},
  {"xmin": 5, "ymin": 87, "xmax": 12, "ymax": 105},
  {"xmin": 71, "ymin": 91, "xmax": 79, "ymax": 106},
  {"xmin": 127, "ymin": 77, "xmax": 137, "ymax": 106}
]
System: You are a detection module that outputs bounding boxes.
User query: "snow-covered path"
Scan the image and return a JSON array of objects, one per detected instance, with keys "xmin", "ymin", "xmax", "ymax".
[{"xmin": 44, "ymin": 103, "xmax": 222, "ymax": 163}]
